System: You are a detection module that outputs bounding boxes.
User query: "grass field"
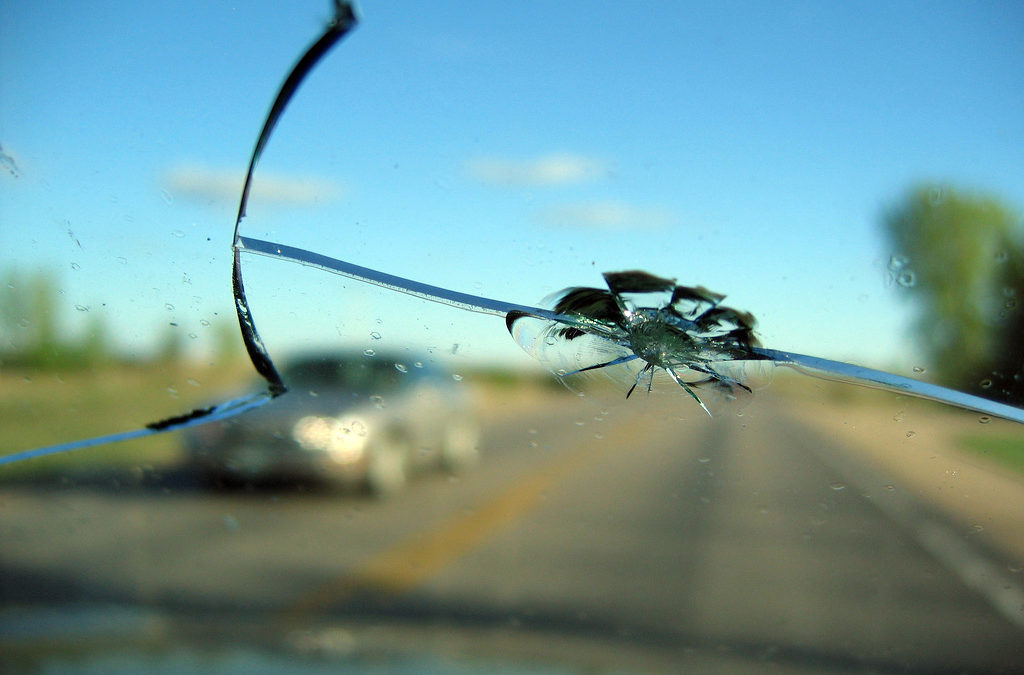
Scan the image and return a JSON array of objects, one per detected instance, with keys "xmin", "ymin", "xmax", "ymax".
[
  {"xmin": 958, "ymin": 433, "xmax": 1024, "ymax": 475},
  {"xmin": 0, "ymin": 362, "xmax": 253, "ymax": 479}
]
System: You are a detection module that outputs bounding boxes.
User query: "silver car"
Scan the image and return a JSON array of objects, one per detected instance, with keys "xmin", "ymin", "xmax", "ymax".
[{"xmin": 184, "ymin": 352, "xmax": 480, "ymax": 496}]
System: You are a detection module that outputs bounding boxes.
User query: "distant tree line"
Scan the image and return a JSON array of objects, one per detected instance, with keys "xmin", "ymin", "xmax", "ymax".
[
  {"xmin": 882, "ymin": 184, "xmax": 1024, "ymax": 404},
  {"xmin": 5, "ymin": 184, "xmax": 1021, "ymax": 400},
  {"xmin": 0, "ymin": 268, "xmax": 240, "ymax": 370},
  {"xmin": 0, "ymin": 268, "xmax": 103, "ymax": 369}
]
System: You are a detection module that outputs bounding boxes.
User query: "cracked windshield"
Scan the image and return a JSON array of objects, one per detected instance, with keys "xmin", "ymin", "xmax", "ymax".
[{"xmin": 3, "ymin": 2, "xmax": 1024, "ymax": 672}]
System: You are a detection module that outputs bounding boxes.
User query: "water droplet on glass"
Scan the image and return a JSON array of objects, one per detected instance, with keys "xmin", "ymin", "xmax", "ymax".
[
  {"xmin": 363, "ymin": 348, "xmax": 375, "ymax": 357},
  {"xmin": 200, "ymin": 319, "xmax": 210, "ymax": 327},
  {"xmin": 594, "ymin": 432, "xmax": 603, "ymax": 440},
  {"xmin": 394, "ymin": 363, "xmax": 408, "ymax": 373},
  {"xmin": 370, "ymin": 395, "xmax": 385, "ymax": 408},
  {"xmin": 187, "ymin": 378, "xmax": 200, "ymax": 387},
  {"xmin": 978, "ymin": 415, "xmax": 992, "ymax": 424},
  {"xmin": 829, "ymin": 482, "xmax": 846, "ymax": 491},
  {"xmin": 906, "ymin": 430, "xmax": 916, "ymax": 438},
  {"xmin": 884, "ymin": 484, "xmax": 896, "ymax": 492},
  {"xmin": 913, "ymin": 366, "xmax": 926, "ymax": 374},
  {"xmin": 896, "ymin": 271, "xmax": 916, "ymax": 288},
  {"xmin": 70, "ymin": 262, "xmax": 80, "ymax": 271},
  {"xmin": 165, "ymin": 303, "xmax": 174, "ymax": 311},
  {"xmin": 161, "ymin": 188, "xmax": 174, "ymax": 205},
  {"xmin": 574, "ymin": 420, "xmax": 585, "ymax": 426},
  {"xmin": 413, "ymin": 361, "xmax": 423, "ymax": 369},
  {"xmin": 971, "ymin": 524, "xmax": 985, "ymax": 533},
  {"xmin": 117, "ymin": 256, "xmax": 128, "ymax": 265},
  {"xmin": 188, "ymin": 332, "xmax": 197, "ymax": 339},
  {"xmin": 370, "ymin": 331, "xmax": 382, "ymax": 340},
  {"xmin": 452, "ymin": 373, "xmax": 463, "ymax": 381},
  {"xmin": 171, "ymin": 229, "xmax": 185, "ymax": 238},
  {"xmin": 980, "ymin": 378, "xmax": 993, "ymax": 389},
  {"xmin": 74, "ymin": 304, "xmax": 88, "ymax": 312}
]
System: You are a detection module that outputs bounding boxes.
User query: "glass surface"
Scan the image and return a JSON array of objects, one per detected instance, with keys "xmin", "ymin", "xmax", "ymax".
[{"xmin": 2, "ymin": 2, "xmax": 1024, "ymax": 672}]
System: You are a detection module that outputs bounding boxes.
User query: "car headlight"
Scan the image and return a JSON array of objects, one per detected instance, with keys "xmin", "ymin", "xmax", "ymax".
[{"xmin": 292, "ymin": 415, "xmax": 369, "ymax": 464}]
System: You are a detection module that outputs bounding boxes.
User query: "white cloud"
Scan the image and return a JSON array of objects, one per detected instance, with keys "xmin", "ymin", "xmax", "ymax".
[
  {"xmin": 162, "ymin": 163, "xmax": 342, "ymax": 206},
  {"xmin": 465, "ymin": 153, "xmax": 605, "ymax": 187},
  {"xmin": 539, "ymin": 200, "xmax": 674, "ymax": 231}
]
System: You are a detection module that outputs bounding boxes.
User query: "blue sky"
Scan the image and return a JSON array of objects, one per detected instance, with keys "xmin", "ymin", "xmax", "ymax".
[{"xmin": 1, "ymin": 1, "xmax": 1022, "ymax": 373}]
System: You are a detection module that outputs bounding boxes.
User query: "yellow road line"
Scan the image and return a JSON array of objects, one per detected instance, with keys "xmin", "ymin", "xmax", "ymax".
[{"xmin": 281, "ymin": 408, "xmax": 657, "ymax": 624}]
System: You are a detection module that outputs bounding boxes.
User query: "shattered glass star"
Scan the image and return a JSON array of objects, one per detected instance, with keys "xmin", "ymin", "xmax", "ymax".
[{"xmin": 506, "ymin": 270, "xmax": 769, "ymax": 415}]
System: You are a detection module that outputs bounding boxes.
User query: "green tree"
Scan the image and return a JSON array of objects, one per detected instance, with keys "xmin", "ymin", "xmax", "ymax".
[
  {"xmin": 882, "ymin": 184, "xmax": 1024, "ymax": 403},
  {"xmin": 75, "ymin": 312, "xmax": 111, "ymax": 366},
  {"xmin": 212, "ymin": 318, "xmax": 244, "ymax": 364},
  {"xmin": 155, "ymin": 323, "xmax": 185, "ymax": 364},
  {"xmin": 0, "ymin": 267, "xmax": 112, "ymax": 369},
  {"xmin": 0, "ymin": 268, "xmax": 60, "ymax": 367}
]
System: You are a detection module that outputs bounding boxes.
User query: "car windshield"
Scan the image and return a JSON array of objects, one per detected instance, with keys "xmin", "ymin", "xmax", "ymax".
[{"xmin": 3, "ymin": 2, "xmax": 1024, "ymax": 672}]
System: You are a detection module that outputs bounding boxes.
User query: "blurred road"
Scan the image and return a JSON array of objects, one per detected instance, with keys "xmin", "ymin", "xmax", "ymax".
[{"xmin": 2, "ymin": 389, "xmax": 1024, "ymax": 673}]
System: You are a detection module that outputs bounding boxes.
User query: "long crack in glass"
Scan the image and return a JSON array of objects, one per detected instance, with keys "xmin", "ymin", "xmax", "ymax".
[
  {"xmin": 242, "ymin": 238, "xmax": 1024, "ymax": 424},
  {"xmin": 3, "ymin": 0, "xmax": 1022, "ymax": 469}
]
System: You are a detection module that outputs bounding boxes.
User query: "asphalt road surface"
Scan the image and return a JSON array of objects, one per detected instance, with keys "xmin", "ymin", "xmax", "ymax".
[{"xmin": 2, "ymin": 389, "xmax": 1024, "ymax": 673}]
